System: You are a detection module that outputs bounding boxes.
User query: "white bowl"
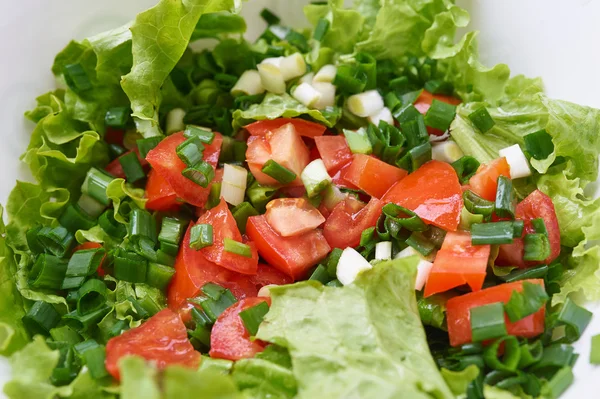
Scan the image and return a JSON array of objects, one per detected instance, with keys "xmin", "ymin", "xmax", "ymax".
[{"xmin": 0, "ymin": 0, "xmax": 598, "ymax": 397}]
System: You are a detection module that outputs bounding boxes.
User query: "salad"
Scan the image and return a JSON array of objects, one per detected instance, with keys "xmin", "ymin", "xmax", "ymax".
[{"xmin": 1, "ymin": 0, "xmax": 600, "ymax": 398}]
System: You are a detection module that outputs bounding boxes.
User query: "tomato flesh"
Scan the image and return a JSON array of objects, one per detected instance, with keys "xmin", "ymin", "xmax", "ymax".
[
  {"xmin": 424, "ymin": 231, "xmax": 490, "ymax": 297},
  {"xmin": 265, "ymin": 198, "xmax": 325, "ymax": 237},
  {"xmin": 314, "ymin": 135, "xmax": 353, "ymax": 174},
  {"xmin": 245, "ymin": 118, "xmax": 326, "ymax": 138},
  {"xmin": 382, "ymin": 160, "xmax": 463, "ymax": 231},
  {"xmin": 209, "ymin": 297, "xmax": 270, "ymax": 360},
  {"xmin": 343, "ymin": 154, "xmax": 407, "ymax": 199},
  {"xmin": 323, "ymin": 197, "xmax": 383, "ymax": 249},
  {"xmin": 468, "ymin": 157, "xmax": 511, "ymax": 201},
  {"xmin": 145, "ymin": 169, "xmax": 180, "ymax": 212},
  {"xmin": 105, "ymin": 309, "xmax": 201, "ymax": 380},
  {"xmin": 446, "ymin": 280, "xmax": 546, "ymax": 346},
  {"xmin": 246, "ymin": 215, "xmax": 330, "ymax": 280}
]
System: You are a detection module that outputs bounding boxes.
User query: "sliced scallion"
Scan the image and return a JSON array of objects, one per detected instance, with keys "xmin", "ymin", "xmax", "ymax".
[
  {"xmin": 190, "ymin": 224, "xmax": 213, "ymax": 250},
  {"xmin": 247, "ymin": 182, "xmax": 277, "ymax": 213},
  {"xmin": 524, "ymin": 129, "xmax": 554, "ymax": 160},
  {"xmin": 239, "ymin": 301, "xmax": 270, "ymax": 336},
  {"xmin": 406, "ymin": 232, "xmax": 435, "ymax": 257},
  {"xmin": 118, "ymin": 151, "xmax": 145, "ymax": 183},
  {"xmin": 463, "ymin": 190, "xmax": 494, "ymax": 218},
  {"xmin": 76, "ymin": 279, "xmax": 107, "ymax": 315},
  {"xmin": 260, "ymin": 8, "xmax": 280, "ymax": 25},
  {"xmin": 471, "ymin": 222, "xmax": 516, "ymax": 245},
  {"xmin": 523, "ymin": 233, "xmax": 550, "ymax": 261},
  {"xmin": 309, "ymin": 264, "xmax": 331, "ymax": 285},
  {"xmin": 158, "ymin": 217, "xmax": 185, "ymax": 254},
  {"xmin": 98, "ymin": 210, "xmax": 127, "ymax": 239},
  {"xmin": 58, "ymin": 204, "xmax": 96, "ymax": 234},
  {"xmin": 201, "ymin": 289, "xmax": 237, "ymax": 322},
  {"xmin": 383, "ymin": 203, "xmax": 427, "ymax": 232},
  {"xmin": 37, "ymin": 226, "xmax": 74, "ymax": 258},
  {"xmin": 63, "ymin": 63, "xmax": 92, "ymax": 93},
  {"xmin": 145, "ymin": 263, "xmax": 175, "ymax": 290},
  {"xmin": 468, "ymin": 107, "xmax": 495, "ymax": 133},
  {"xmin": 223, "ymin": 238, "xmax": 252, "ymax": 258},
  {"xmin": 82, "ymin": 168, "xmax": 114, "ymax": 206},
  {"xmin": 261, "ymin": 160, "xmax": 297, "ymax": 185},
  {"xmin": 231, "ymin": 202, "xmax": 259, "ymax": 234},
  {"xmin": 29, "ymin": 254, "xmax": 68, "ymax": 290},
  {"xmin": 22, "ymin": 301, "xmax": 61, "ymax": 336},
  {"xmin": 470, "ymin": 302, "xmax": 507, "ymax": 342},
  {"xmin": 176, "ymin": 136, "xmax": 204, "ymax": 166},
  {"xmin": 483, "ymin": 335, "xmax": 521, "ymax": 371},
  {"xmin": 424, "ymin": 99, "xmax": 456, "ymax": 132},
  {"xmin": 113, "ymin": 251, "xmax": 147, "ymax": 283},
  {"xmin": 504, "ymin": 281, "xmax": 548, "ymax": 323},
  {"xmin": 184, "ymin": 125, "xmax": 215, "ymax": 144},
  {"xmin": 182, "ymin": 161, "xmax": 215, "ymax": 187},
  {"xmin": 136, "ymin": 136, "xmax": 162, "ymax": 158},
  {"xmin": 498, "ymin": 264, "xmax": 548, "ymax": 283},
  {"xmin": 494, "ymin": 176, "xmax": 515, "ymax": 218},
  {"xmin": 452, "ymin": 156, "xmax": 480, "ymax": 184},
  {"xmin": 105, "ymin": 107, "xmax": 129, "ymax": 128},
  {"xmin": 557, "ymin": 298, "xmax": 593, "ymax": 343},
  {"xmin": 313, "ymin": 18, "xmax": 330, "ymax": 41}
]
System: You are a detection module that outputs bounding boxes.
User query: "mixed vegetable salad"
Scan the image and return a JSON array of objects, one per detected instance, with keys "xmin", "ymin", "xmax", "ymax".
[{"xmin": 2, "ymin": 0, "xmax": 600, "ymax": 398}]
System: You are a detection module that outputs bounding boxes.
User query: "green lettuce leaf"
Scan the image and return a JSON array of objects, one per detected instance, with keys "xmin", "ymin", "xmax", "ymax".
[
  {"xmin": 232, "ymin": 93, "xmax": 341, "ymax": 130},
  {"xmin": 257, "ymin": 258, "xmax": 453, "ymax": 399},
  {"xmin": 231, "ymin": 358, "xmax": 297, "ymax": 399},
  {"xmin": 120, "ymin": 357, "xmax": 161, "ymax": 399},
  {"xmin": 440, "ymin": 365, "xmax": 479, "ymax": 397},
  {"xmin": 304, "ymin": 2, "xmax": 365, "ymax": 55},
  {"xmin": 191, "ymin": 12, "xmax": 246, "ymax": 40},
  {"xmin": 121, "ymin": 0, "xmax": 239, "ymax": 137},
  {"xmin": 105, "ymin": 178, "xmax": 147, "ymax": 225}
]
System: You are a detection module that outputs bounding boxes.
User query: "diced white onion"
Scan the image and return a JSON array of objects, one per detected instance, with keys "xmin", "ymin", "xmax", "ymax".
[
  {"xmin": 322, "ymin": 184, "xmax": 347, "ymax": 211},
  {"xmin": 336, "ymin": 247, "xmax": 373, "ymax": 285},
  {"xmin": 313, "ymin": 64, "xmax": 337, "ymax": 83},
  {"xmin": 375, "ymin": 241, "xmax": 392, "ymax": 260},
  {"xmin": 231, "ymin": 70, "xmax": 265, "ymax": 96},
  {"xmin": 261, "ymin": 57, "xmax": 283, "ymax": 68},
  {"xmin": 257, "ymin": 63, "xmax": 286, "ymax": 94},
  {"xmin": 279, "ymin": 53, "xmax": 307, "ymax": 81},
  {"xmin": 299, "ymin": 72, "xmax": 315, "ymax": 85},
  {"xmin": 367, "ymin": 107, "xmax": 394, "ymax": 126},
  {"xmin": 221, "ymin": 164, "xmax": 248, "ymax": 206},
  {"xmin": 394, "ymin": 246, "xmax": 433, "ymax": 291},
  {"xmin": 312, "ymin": 82, "xmax": 336, "ymax": 109},
  {"xmin": 498, "ymin": 144, "xmax": 532, "ymax": 179},
  {"xmin": 301, "ymin": 159, "xmax": 332, "ymax": 197},
  {"xmin": 166, "ymin": 108, "xmax": 186, "ymax": 134},
  {"xmin": 431, "ymin": 141, "xmax": 464, "ymax": 164},
  {"xmin": 292, "ymin": 83, "xmax": 322, "ymax": 108},
  {"xmin": 347, "ymin": 90, "xmax": 384, "ymax": 118},
  {"xmin": 258, "ymin": 284, "xmax": 277, "ymax": 298}
]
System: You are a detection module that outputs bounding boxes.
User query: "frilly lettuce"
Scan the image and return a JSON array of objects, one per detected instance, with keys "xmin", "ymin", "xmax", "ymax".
[{"xmin": 304, "ymin": 1, "xmax": 365, "ymax": 55}]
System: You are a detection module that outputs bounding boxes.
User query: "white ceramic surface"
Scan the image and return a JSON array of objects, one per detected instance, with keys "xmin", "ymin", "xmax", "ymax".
[{"xmin": 0, "ymin": 0, "xmax": 598, "ymax": 397}]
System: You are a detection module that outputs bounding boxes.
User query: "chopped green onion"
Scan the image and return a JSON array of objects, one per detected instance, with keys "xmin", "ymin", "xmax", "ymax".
[
  {"xmin": 344, "ymin": 128, "xmax": 373, "ymax": 155},
  {"xmin": 184, "ymin": 125, "xmax": 215, "ymax": 144},
  {"xmin": 219, "ymin": 137, "xmax": 247, "ymax": 163},
  {"xmin": 406, "ymin": 232, "xmax": 435, "ymax": 257},
  {"xmin": 333, "ymin": 64, "xmax": 367, "ymax": 94},
  {"xmin": 531, "ymin": 218, "xmax": 548, "ymax": 236},
  {"xmin": 82, "ymin": 168, "xmax": 114, "ymax": 206},
  {"xmin": 309, "ymin": 264, "xmax": 331, "ymax": 284},
  {"xmin": 504, "ymin": 281, "xmax": 548, "ymax": 323},
  {"xmin": 471, "ymin": 222, "xmax": 517, "ymax": 245},
  {"xmin": 114, "ymin": 251, "xmax": 147, "ymax": 283},
  {"xmin": 452, "ymin": 156, "xmax": 480, "ymax": 184},
  {"xmin": 98, "ymin": 210, "xmax": 127, "ymax": 239},
  {"xmin": 158, "ymin": 217, "xmax": 185, "ymax": 253},
  {"xmin": 231, "ymin": 202, "xmax": 259, "ymax": 234},
  {"xmin": 408, "ymin": 142, "xmax": 432, "ymax": 171},
  {"xmin": 214, "ymin": 73, "xmax": 237, "ymax": 91},
  {"xmin": 63, "ymin": 305, "xmax": 111, "ymax": 332},
  {"xmin": 557, "ymin": 298, "xmax": 593, "ymax": 342},
  {"xmin": 146, "ymin": 263, "xmax": 175, "ymax": 290},
  {"xmin": 523, "ymin": 233, "xmax": 550, "ymax": 261},
  {"xmin": 74, "ymin": 340, "xmax": 108, "ymax": 380},
  {"xmin": 483, "ymin": 335, "xmax": 521, "ymax": 372},
  {"xmin": 129, "ymin": 208, "xmax": 157, "ymax": 244},
  {"xmin": 355, "ymin": 52, "xmax": 377, "ymax": 90},
  {"xmin": 22, "ymin": 301, "xmax": 61, "ymax": 336},
  {"xmin": 424, "ymin": 80, "xmax": 453, "ymax": 95},
  {"xmin": 402, "ymin": 114, "xmax": 429, "ymax": 149},
  {"xmin": 459, "ymin": 207, "xmax": 484, "ymax": 230},
  {"xmin": 395, "ymin": 104, "xmax": 421, "ymax": 125},
  {"xmin": 519, "ymin": 340, "xmax": 543, "ymax": 368},
  {"xmin": 261, "ymin": 160, "xmax": 297, "ymax": 184},
  {"xmin": 182, "ymin": 160, "xmax": 215, "ymax": 187},
  {"xmin": 260, "ymin": 8, "xmax": 280, "ymax": 25},
  {"xmin": 531, "ymin": 343, "xmax": 575, "ymax": 371},
  {"xmin": 590, "ymin": 334, "xmax": 600, "ymax": 365},
  {"xmin": 301, "ymin": 159, "xmax": 332, "ymax": 198},
  {"xmin": 313, "ymin": 18, "xmax": 330, "ymax": 41},
  {"xmin": 545, "ymin": 367, "xmax": 573, "ymax": 399},
  {"xmin": 494, "ymin": 176, "xmax": 515, "ymax": 218},
  {"xmin": 383, "ymin": 203, "xmax": 428, "ymax": 232},
  {"xmin": 359, "ymin": 227, "xmax": 376, "ymax": 247},
  {"xmin": 176, "ymin": 136, "xmax": 204, "ymax": 166},
  {"xmin": 468, "ymin": 107, "xmax": 495, "ymax": 133},
  {"xmin": 136, "ymin": 136, "xmax": 162, "ymax": 158},
  {"xmin": 190, "ymin": 224, "xmax": 213, "ymax": 250},
  {"xmin": 326, "ymin": 279, "xmax": 343, "ymax": 287},
  {"xmin": 239, "ymin": 301, "xmax": 270, "ymax": 336},
  {"xmin": 390, "ymin": 76, "xmax": 409, "ymax": 93},
  {"xmin": 463, "ymin": 190, "xmax": 494, "ymax": 219},
  {"xmin": 29, "ymin": 254, "xmax": 68, "ymax": 290},
  {"xmin": 524, "ymin": 129, "xmax": 554, "ymax": 160},
  {"xmin": 59, "ymin": 204, "xmax": 96, "ymax": 233},
  {"xmin": 37, "ymin": 226, "xmax": 74, "ymax": 258},
  {"xmin": 201, "ymin": 289, "xmax": 237, "ymax": 322},
  {"xmin": 202, "ymin": 282, "xmax": 226, "ymax": 300},
  {"xmin": 284, "ymin": 30, "xmax": 309, "ymax": 53},
  {"xmin": 105, "ymin": 107, "xmax": 129, "ymax": 128},
  {"xmin": 424, "ymin": 99, "xmax": 456, "ymax": 132},
  {"xmin": 26, "ymin": 225, "xmax": 45, "ymax": 254},
  {"xmin": 156, "ymin": 250, "xmax": 175, "ymax": 267},
  {"xmin": 470, "ymin": 302, "xmax": 507, "ymax": 342},
  {"xmin": 498, "ymin": 264, "xmax": 548, "ymax": 283},
  {"xmin": 247, "ymin": 182, "xmax": 277, "ymax": 213},
  {"xmin": 63, "ymin": 63, "xmax": 92, "ymax": 93},
  {"xmin": 76, "ymin": 279, "xmax": 107, "ymax": 315},
  {"xmin": 326, "ymin": 248, "xmax": 343, "ymax": 278},
  {"xmin": 118, "ymin": 151, "xmax": 145, "ymax": 183},
  {"xmin": 223, "ymin": 238, "xmax": 252, "ymax": 258}
]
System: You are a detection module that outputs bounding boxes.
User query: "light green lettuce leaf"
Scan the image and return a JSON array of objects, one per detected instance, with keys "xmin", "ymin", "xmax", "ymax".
[
  {"xmin": 212, "ymin": 39, "xmax": 257, "ymax": 77},
  {"xmin": 121, "ymin": 0, "xmax": 238, "ymax": 137},
  {"xmin": 232, "ymin": 93, "xmax": 341, "ymax": 130},
  {"xmin": 421, "ymin": 5, "xmax": 470, "ymax": 59},
  {"xmin": 257, "ymin": 258, "xmax": 453, "ymax": 399},
  {"xmin": 304, "ymin": 2, "xmax": 365, "ymax": 55},
  {"xmin": 120, "ymin": 357, "xmax": 161, "ymax": 399},
  {"xmin": 191, "ymin": 12, "xmax": 246, "ymax": 40},
  {"xmin": 483, "ymin": 385, "xmax": 523, "ymax": 399},
  {"xmin": 231, "ymin": 358, "xmax": 297, "ymax": 399},
  {"xmin": 24, "ymin": 90, "xmax": 65, "ymax": 123},
  {"xmin": 441, "ymin": 365, "xmax": 479, "ymax": 397},
  {"xmin": 352, "ymin": 0, "xmax": 381, "ymax": 28},
  {"xmin": 86, "ymin": 22, "xmax": 134, "ymax": 85},
  {"xmin": 105, "ymin": 178, "xmax": 146, "ymax": 225},
  {"xmin": 162, "ymin": 367, "xmax": 243, "ymax": 399}
]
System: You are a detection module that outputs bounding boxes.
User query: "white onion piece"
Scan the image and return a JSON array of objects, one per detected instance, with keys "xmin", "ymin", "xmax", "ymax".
[
  {"xmin": 336, "ymin": 247, "xmax": 373, "ymax": 285},
  {"xmin": 280, "ymin": 53, "xmax": 306, "ymax": 81},
  {"xmin": 347, "ymin": 90, "xmax": 384, "ymax": 118},
  {"xmin": 231, "ymin": 70, "xmax": 265, "ymax": 96},
  {"xmin": 257, "ymin": 63, "xmax": 286, "ymax": 94},
  {"xmin": 367, "ymin": 107, "xmax": 394, "ymax": 126},
  {"xmin": 375, "ymin": 241, "xmax": 392, "ymax": 260},
  {"xmin": 221, "ymin": 164, "xmax": 248, "ymax": 206},
  {"xmin": 394, "ymin": 246, "xmax": 434, "ymax": 291},
  {"xmin": 431, "ymin": 141, "xmax": 464, "ymax": 163},
  {"xmin": 313, "ymin": 64, "xmax": 337, "ymax": 83},
  {"xmin": 312, "ymin": 82, "xmax": 336, "ymax": 109},
  {"xmin": 299, "ymin": 72, "xmax": 315, "ymax": 85},
  {"xmin": 301, "ymin": 159, "xmax": 332, "ymax": 197},
  {"xmin": 498, "ymin": 144, "xmax": 532, "ymax": 179},
  {"xmin": 292, "ymin": 83, "xmax": 322, "ymax": 107}
]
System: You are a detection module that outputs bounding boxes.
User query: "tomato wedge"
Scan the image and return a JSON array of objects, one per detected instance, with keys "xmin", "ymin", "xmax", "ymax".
[
  {"xmin": 105, "ymin": 309, "xmax": 201, "ymax": 380},
  {"xmin": 145, "ymin": 169, "xmax": 180, "ymax": 212},
  {"xmin": 249, "ymin": 264, "xmax": 293, "ymax": 288},
  {"xmin": 105, "ymin": 148, "xmax": 148, "ymax": 179},
  {"xmin": 314, "ymin": 135, "xmax": 353, "ymax": 174},
  {"xmin": 468, "ymin": 157, "xmax": 511, "ymax": 201},
  {"xmin": 446, "ymin": 280, "xmax": 546, "ymax": 346},
  {"xmin": 424, "ymin": 231, "xmax": 490, "ymax": 297},
  {"xmin": 209, "ymin": 297, "xmax": 270, "ymax": 361},
  {"xmin": 382, "ymin": 160, "xmax": 463, "ymax": 231},
  {"xmin": 265, "ymin": 198, "xmax": 325, "ymax": 237},
  {"xmin": 194, "ymin": 199, "xmax": 258, "ymax": 275},
  {"xmin": 245, "ymin": 118, "xmax": 326, "ymax": 138},
  {"xmin": 323, "ymin": 197, "xmax": 383, "ymax": 249},
  {"xmin": 146, "ymin": 131, "xmax": 222, "ymax": 207},
  {"xmin": 496, "ymin": 190, "xmax": 561, "ymax": 268},
  {"xmin": 343, "ymin": 154, "xmax": 408, "ymax": 199},
  {"xmin": 247, "ymin": 215, "xmax": 330, "ymax": 280}
]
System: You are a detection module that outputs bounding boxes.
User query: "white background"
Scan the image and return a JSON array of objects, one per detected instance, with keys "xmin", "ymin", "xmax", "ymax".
[{"xmin": 0, "ymin": 0, "xmax": 598, "ymax": 397}]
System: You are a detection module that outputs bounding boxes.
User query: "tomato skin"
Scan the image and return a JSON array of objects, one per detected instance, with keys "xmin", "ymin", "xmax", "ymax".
[
  {"xmin": 209, "ymin": 297, "xmax": 270, "ymax": 361},
  {"xmin": 314, "ymin": 135, "xmax": 353, "ymax": 174},
  {"xmin": 382, "ymin": 160, "xmax": 463, "ymax": 231},
  {"xmin": 105, "ymin": 148, "xmax": 148, "ymax": 179},
  {"xmin": 145, "ymin": 169, "xmax": 180, "ymax": 212},
  {"xmin": 245, "ymin": 118, "xmax": 326, "ymax": 138},
  {"xmin": 446, "ymin": 280, "xmax": 546, "ymax": 347},
  {"xmin": 249, "ymin": 264, "xmax": 293, "ymax": 288},
  {"xmin": 247, "ymin": 215, "xmax": 330, "ymax": 280},
  {"xmin": 331, "ymin": 163, "xmax": 360, "ymax": 190},
  {"xmin": 469, "ymin": 158, "xmax": 510, "ymax": 201},
  {"xmin": 497, "ymin": 190, "xmax": 561, "ymax": 268},
  {"xmin": 105, "ymin": 309, "xmax": 201, "ymax": 380},
  {"xmin": 343, "ymin": 154, "xmax": 408, "ymax": 199},
  {"xmin": 323, "ymin": 197, "xmax": 384, "ymax": 249},
  {"xmin": 146, "ymin": 132, "xmax": 222, "ymax": 207},
  {"xmin": 105, "ymin": 128, "xmax": 125, "ymax": 146},
  {"xmin": 265, "ymin": 198, "xmax": 326, "ymax": 237},
  {"xmin": 424, "ymin": 231, "xmax": 490, "ymax": 297}
]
